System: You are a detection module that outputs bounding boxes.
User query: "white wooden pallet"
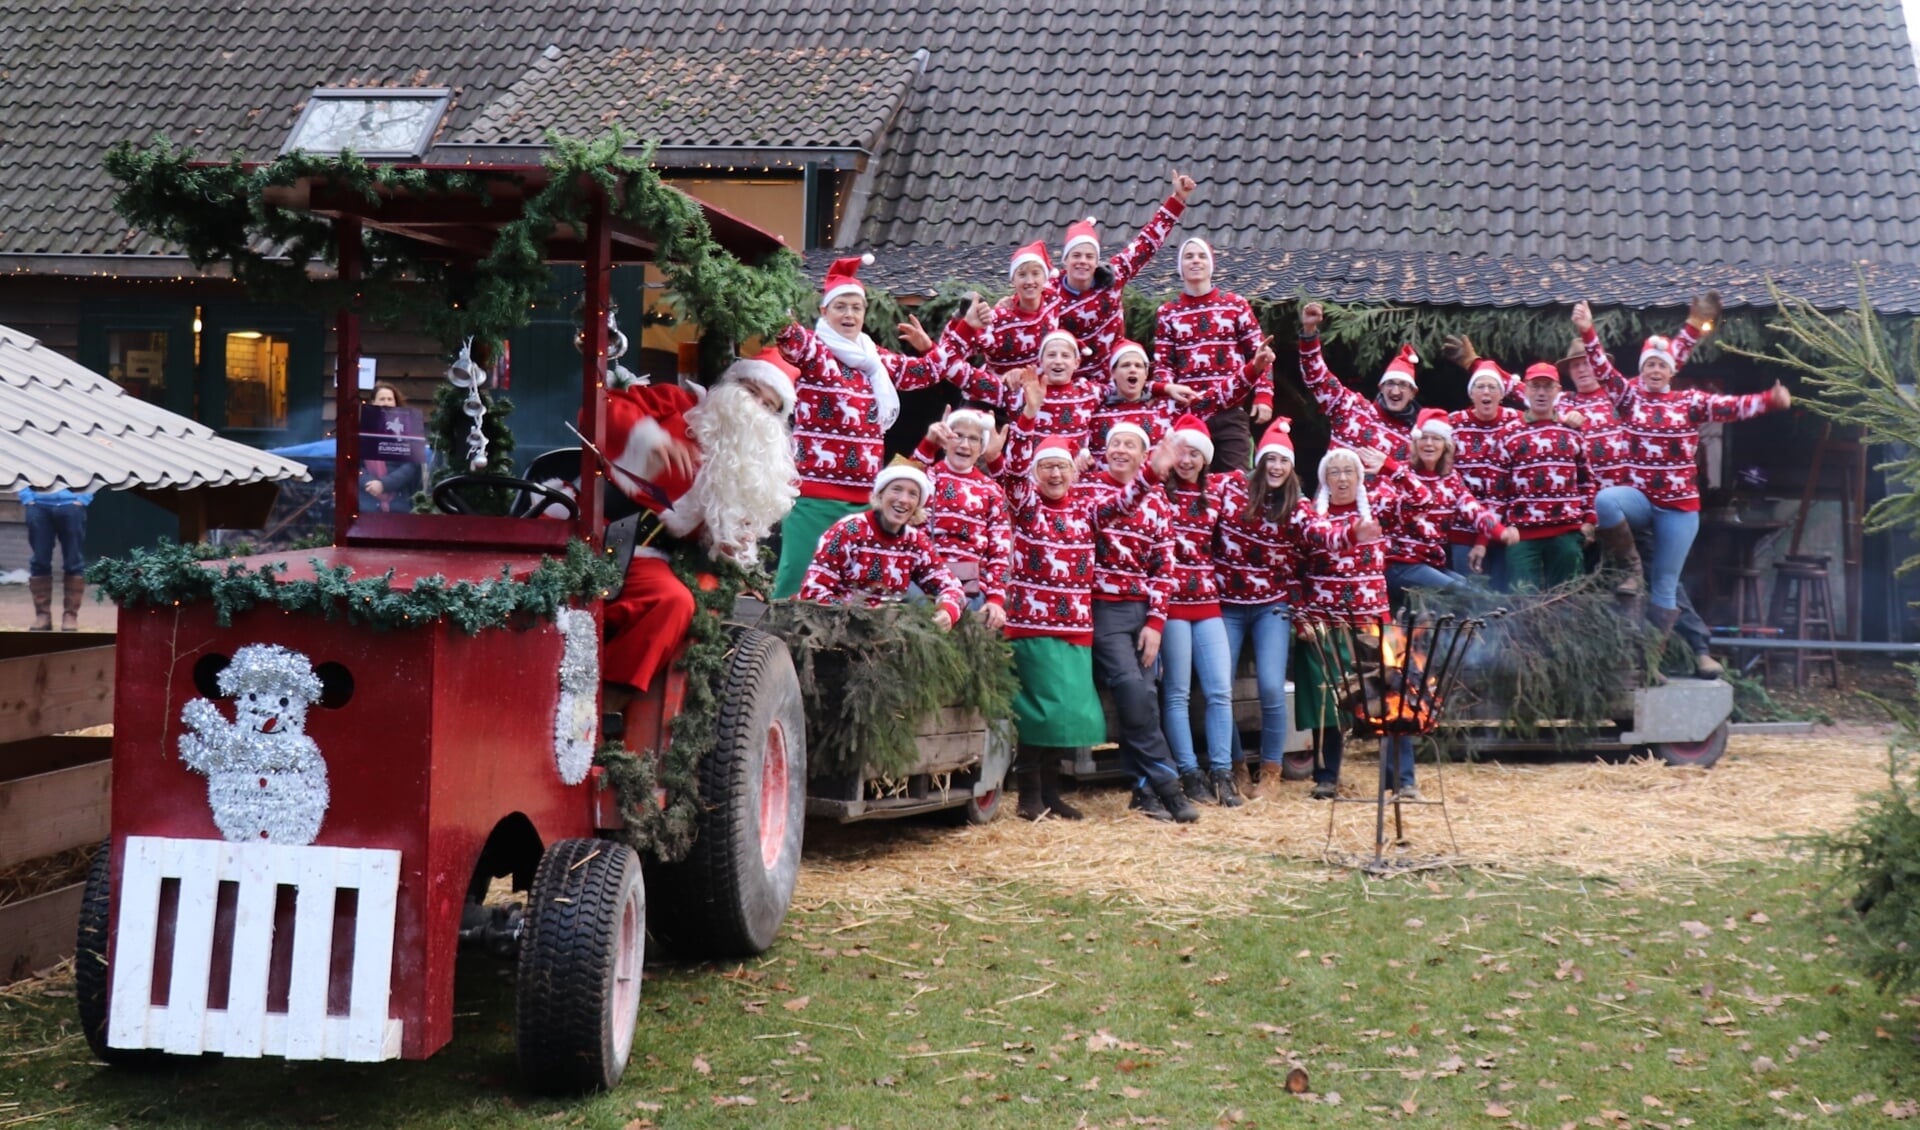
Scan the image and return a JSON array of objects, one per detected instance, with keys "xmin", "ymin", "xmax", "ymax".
[{"xmin": 107, "ymin": 836, "xmax": 403, "ymax": 1062}]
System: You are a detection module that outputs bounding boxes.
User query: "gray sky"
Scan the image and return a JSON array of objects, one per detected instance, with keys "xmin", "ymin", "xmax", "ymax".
[{"xmin": 1909, "ymin": 0, "xmax": 1920, "ymax": 70}]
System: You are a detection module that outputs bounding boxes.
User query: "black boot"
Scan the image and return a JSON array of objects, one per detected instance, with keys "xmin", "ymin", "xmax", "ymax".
[
  {"xmin": 1132, "ymin": 785, "xmax": 1172, "ymax": 821},
  {"xmin": 1182, "ymin": 770, "xmax": 1216, "ymax": 805},
  {"xmin": 1154, "ymin": 777, "xmax": 1202, "ymax": 824},
  {"xmin": 1211, "ymin": 769, "xmax": 1245, "ymax": 808},
  {"xmin": 1015, "ymin": 746, "xmax": 1047, "ymax": 821},
  {"xmin": 1039, "ymin": 759, "xmax": 1083, "ymax": 820}
]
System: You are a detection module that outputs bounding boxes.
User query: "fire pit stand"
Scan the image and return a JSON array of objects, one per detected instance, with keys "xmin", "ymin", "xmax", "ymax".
[{"xmin": 1296, "ymin": 609, "xmax": 1485, "ymax": 872}]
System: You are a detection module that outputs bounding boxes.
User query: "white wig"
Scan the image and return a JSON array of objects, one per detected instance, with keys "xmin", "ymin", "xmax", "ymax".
[{"xmin": 1313, "ymin": 446, "xmax": 1372, "ymax": 521}]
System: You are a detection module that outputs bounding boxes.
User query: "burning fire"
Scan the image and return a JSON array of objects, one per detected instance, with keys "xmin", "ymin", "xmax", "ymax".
[{"xmin": 1355, "ymin": 621, "xmax": 1442, "ymax": 734}]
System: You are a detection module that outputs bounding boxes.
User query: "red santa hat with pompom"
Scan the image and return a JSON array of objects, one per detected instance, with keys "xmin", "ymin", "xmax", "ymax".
[
  {"xmin": 1255, "ymin": 418, "xmax": 1295, "ymax": 466},
  {"xmin": 1379, "ymin": 344, "xmax": 1421, "ymax": 389},
  {"xmin": 723, "ymin": 349, "xmax": 797, "ymax": 418},
  {"xmin": 1412, "ymin": 407, "xmax": 1454, "ymax": 444},
  {"xmin": 1109, "ymin": 339, "xmax": 1149, "ymax": 371},
  {"xmin": 1168, "ymin": 412, "xmax": 1214, "ymax": 464},
  {"xmin": 1008, "ymin": 240, "xmax": 1054, "ymax": 280},
  {"xmin": 1030, "ymin": 436, "xmax": 1078, "ymax": 475},
  {"xmin": 822, "ymin": 253, "xmax": 874, "ymax": 306},
  {"xmin": 1061, "ymin": 216, "xmax": 1100, "ymax": 260}
]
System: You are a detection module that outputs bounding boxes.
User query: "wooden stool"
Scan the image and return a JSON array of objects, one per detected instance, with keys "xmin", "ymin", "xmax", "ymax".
[
  {"xmin": 1765, "ymin": 563, "xmax": 1840, "ymax": 688},
  {"xmin": 1715, "ymin": 566, "xmax": 1767, "ymax": 633}
]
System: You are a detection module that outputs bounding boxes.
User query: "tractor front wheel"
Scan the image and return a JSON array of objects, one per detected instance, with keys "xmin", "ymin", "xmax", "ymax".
[
  {"xmin": 515, "ymin": 838, "xmax": 645, "ymax": 1094},
  {"xmin": 647, "ymin": 629, "xmax": 807, "ymax": 958}
]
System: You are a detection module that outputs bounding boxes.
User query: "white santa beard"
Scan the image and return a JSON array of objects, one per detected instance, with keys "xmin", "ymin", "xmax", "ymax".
[{"xmin": 668, "ymin": 383, "xmax": 799, "ymax": 563}]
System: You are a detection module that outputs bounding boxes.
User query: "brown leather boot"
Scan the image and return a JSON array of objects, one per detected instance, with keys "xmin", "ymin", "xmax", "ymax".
[
  {"xmin": 60, "ymin": 575, "xmax": 86, "ymax": 631},
  {"xmin": 1231, "ymin": 759, "xmax": 1253, "ymax": 798},
  {"xmin": 1596, "ymin": 523, "xmax": 1643, "ymax": 597},
  {"xmin": 27, "ymin": 575, "xmax": 53, "ymax": 631},
  {"xmin": 1647, "ymin": 605, "xmax": 1681, "ymax": 685}
]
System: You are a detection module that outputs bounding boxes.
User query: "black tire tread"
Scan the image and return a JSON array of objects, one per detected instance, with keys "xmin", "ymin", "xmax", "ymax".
[
  {"xmin": 515, "ymin": 837, "xmax": 641, "ymax": 1094},
  {"xmin": 74, "ymin": 842, "xmax": 173, "ymax": 1069}
]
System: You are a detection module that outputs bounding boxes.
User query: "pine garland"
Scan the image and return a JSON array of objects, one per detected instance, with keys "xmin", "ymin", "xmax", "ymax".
[
  {"xmin": 105, "ymin": 130, "xmax": 811, "ymax": 366},
  {"xmin": 85, "ymin": 538, "xmax": 618, "ymax": 634},
  {"xmin": 757, "ymin": 601, "xmax": 1017, "ymax": 779}
]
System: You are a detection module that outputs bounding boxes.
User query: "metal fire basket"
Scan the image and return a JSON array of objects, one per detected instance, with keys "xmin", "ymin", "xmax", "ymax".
[{"xmin": 1296, "ymin": 609, "xmax": 1484, "ymax": 871}]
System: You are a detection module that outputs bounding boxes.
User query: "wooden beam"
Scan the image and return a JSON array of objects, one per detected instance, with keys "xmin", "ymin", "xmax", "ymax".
[
  {"xmin": 0, "ymin": 734, "xmax": 113, "ymax": 781},
  {"xmin": 0, "ymin": 881, "xmax": 85, "ymax": 984},
  {"xmin": 0, "ymin": 645, "xmax": 113, "ymax": 745},
  {"xmin": 0, "ymin": 760, "xmax": 110, "ymax": 869}
]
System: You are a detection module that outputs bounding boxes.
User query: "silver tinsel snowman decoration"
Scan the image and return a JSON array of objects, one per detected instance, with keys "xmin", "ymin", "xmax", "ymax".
[{"xmin": 178, "ymin": 644, "xmax": 331, "ymax": 845}]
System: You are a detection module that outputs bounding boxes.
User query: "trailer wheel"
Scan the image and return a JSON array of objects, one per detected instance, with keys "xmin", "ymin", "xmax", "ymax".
[
  {"xmin": 74, "ymin": 843, "xmax": 172, "ymax": 1068},
  {"xmin": 963, "ymin": 782, "xmax": 1003, "ymax": 825},
  {"xmin": 1650, "ymin": 720, "xmax": 1731, "ymax": 768},
  {"xmin": 516, "ymin": 838, "xmax": 645, "ymax": 1094},
  {"xmin": 648, "ymin": 629, "xmax": 806, "ymax": 958},
  {"xmin": 1281, "ymin": 751, "xmax": 1316, "ymax": 781}
]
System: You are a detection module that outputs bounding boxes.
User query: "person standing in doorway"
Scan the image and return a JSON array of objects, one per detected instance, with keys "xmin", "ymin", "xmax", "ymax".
[{"xmin": 21, "ymin": 483, "xmax": 92, "ymax": 631}]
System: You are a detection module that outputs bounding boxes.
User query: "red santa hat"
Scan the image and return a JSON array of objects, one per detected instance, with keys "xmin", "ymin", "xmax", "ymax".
[
  {"xmin": 1009, "ymin": 240, "xmax": 1053, "ymax": 280},
  {"xmin": 1379, "ymin": 344, "xmax": 1421, "ymax": 389},
  {"xmin": 1639, "ymin": 334, "xmax": 1677, "ymax": 371},
  {"xmin": 1413, "ymin": 407, "xmax": 1454, "ymax": 443},
  {"xmin": 1104, "ymin": 420, "xmax": 1151, "ymax": 451},
  {"xmin": 872, "ymin": 460, "xmax": 931, "ymax": 502},
  {"xmin": 1030, "ymin": 436, "xmax": 1078, "ymax": 473},
  {"xmin": 1061, "ymin": 216, "xmax": 1100, "ymax": 260},
  {"xmin": 822, "ymin": 253, "xmax": 874, "ymax": 307},
  {"xmin": 1179, "ymin": 236, "xmax": 1214, "ymax": 271},
  {"xmin": 1109, "ymin": 339, "xmax": 1149, "ymax": 371},
  {"xmin": 1039, "ymin": 328, "xmax": 1083, "ymax": 362},
  {"xmin": 723, "ymin": 349, "xmax": 797, "ymax": 417},
  {"xmin": 1255, "ymin": 418, "xmax": 1295, "ymax": 466},
  {"xmin": 1168, "ymin": 412, "xmax": 1214, "ymax": 463},
  {"xmin": 1466, "ymin": 358, "xmax": 1511, "ymax": 397},
  {"xmin": 945, "ymin": 407, "xmax": 996, "ymax": 436}
]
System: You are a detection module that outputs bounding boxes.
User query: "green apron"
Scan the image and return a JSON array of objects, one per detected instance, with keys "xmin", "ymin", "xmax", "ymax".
[
  {"xmin": 1293, "ymin": 623, "xmax": 1358, "ymax": 731},
  {"xmin": 772, "ymin": 496, "xmax": 867, "ymax": 599},
  {"xmin": 1008, "ymin": 636, "xmax": 1107, "ymax": 747}
]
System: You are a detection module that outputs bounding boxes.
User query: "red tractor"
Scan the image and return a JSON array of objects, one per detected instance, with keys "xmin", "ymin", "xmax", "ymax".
[{"xmin": 76, "ymin": 164, "xmax": 807, "ymax": 1091}]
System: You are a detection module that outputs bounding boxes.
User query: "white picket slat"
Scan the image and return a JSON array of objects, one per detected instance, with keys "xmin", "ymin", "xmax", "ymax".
[
  {"xmin": 344, "ymin": 850, "xmax": 399, "ymax": 1062},
  {"xmin": 161, "ymin": 839, "xmax": 221, "ymax": 1055},
  {"xmin": 105, "ymin": 837, "xmax": 164, "ymax": 1051},
  {"xmin": 282, "ymin": 848, "xmax": 338, "ymax": 1061},
  {"xmin": 219, "ymin": 844, "xmax": 279, "ymax": 1058}
]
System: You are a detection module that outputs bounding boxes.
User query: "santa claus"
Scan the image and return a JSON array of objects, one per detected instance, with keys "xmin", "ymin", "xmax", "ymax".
[{"xmin": 586, "ymin": 353, "xmax": 800, "ymax": 699}]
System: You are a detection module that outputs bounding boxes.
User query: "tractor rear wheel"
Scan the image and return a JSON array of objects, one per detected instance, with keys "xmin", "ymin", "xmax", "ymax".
[
  {"xmin": 1650, "ymin": 720, "xmax": 1731, "ymax": 768},
  {"xmin": 516, "ymin": 838, "xmax": 644, "ymax": 1094},
  {"xmin": 647, "ymin": 629, "xmax": 806, "ymax": 958}
]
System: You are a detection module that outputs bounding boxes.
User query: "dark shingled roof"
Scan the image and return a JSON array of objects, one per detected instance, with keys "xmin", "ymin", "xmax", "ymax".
[
  {"xmin": 8, "ymin": 0, "xmax": 1920, "ymax": 309},
  {"xmin": 455, "ymin": 46, "xmax": 921, "ymax": 149}
]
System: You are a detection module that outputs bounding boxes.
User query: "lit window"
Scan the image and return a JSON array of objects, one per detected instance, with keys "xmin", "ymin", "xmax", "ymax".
[
  {"xmin": 283, "ymin": 88, "xmax": 451, "ymax": 159},
  {"xmin": 106, "ymin": 330, "xmax": 168, "ymax": 404},
  {"xmin": 225, "ymin": 331, "xmax": 290, "ymax": 429}
]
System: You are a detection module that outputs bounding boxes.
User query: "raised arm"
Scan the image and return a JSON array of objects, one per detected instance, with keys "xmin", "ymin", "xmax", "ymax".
[
  {"xmin": 1689, "ymin": 383, "xmax": 1789, "ymax": 425},
  {"xmin": 1572, "ymin": 301, "xmax": 1631, "ymax": 404},
  {"xmin": 775, "ymin": 321, "xmax": 832, "ymax": 376},
  {"xmin": 1295, "ymin": 301, "xmax": 1373, "ymax": 426},
  {"xmin": 1105, "ymin": 170, "xmax": 1195, "ymax": 288}
]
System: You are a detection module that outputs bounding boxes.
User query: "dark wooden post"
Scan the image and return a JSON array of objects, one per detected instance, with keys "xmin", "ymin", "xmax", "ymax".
[
  {"xmin": 333, "ymin": 216, "xmax": 363, "ymax": 546},
  {"xmin": 578, "ymin": 188, "xmax": 611, "ymax": 548}
]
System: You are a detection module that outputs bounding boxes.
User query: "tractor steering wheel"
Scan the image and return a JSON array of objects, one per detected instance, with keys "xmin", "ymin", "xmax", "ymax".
[{"xmin": 431, "ymin": 474, "xmax": 579, "ymax": 520}]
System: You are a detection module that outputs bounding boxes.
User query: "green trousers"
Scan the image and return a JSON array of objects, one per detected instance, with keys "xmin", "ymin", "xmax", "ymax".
[
  {"xmin": 772, "ymin": 496, "xmax": 867, "ymax": 599},
  {"xmin": 1506, "ymin": 532, "xmax": 1586, "ymax": 592}
]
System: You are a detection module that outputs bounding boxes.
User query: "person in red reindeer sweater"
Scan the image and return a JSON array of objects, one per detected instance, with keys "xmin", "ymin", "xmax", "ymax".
[
  {"xmin": 973, "ymin": 240, "xmax": 1062, "ymax": 378},
  {"xmin": 1088, "ymin": 338, "xmax": 1246, "ymax": 469},
  {"xmin": 1214, "ymin": 418, "xmax": 1306, "ymax": 799},
  {"xmin": 1293, "ymin": 447, "xmax": 1429, "ymax": 799},
  {"xmin": 1054, "ymin": 170, "xmax": 1195, "ymax": 384},
  {"xmin": 594, "ymin": 356, "xmax": 800, "ymax": 705},
  {"xmin": 1386, "ymin": 408, "xmax": 1517, "ymax": 600},
  {"xmin": 999, "ymin": 379, "xmax": 1175, "ymax": 821},
  {"xmin": 772, "ymin": 253, "xmax": 974, "ymax": 599},
  {"xmin": 1296, "ymin": 301, "xmax": 1417, "ymax": 468},
  {"xmin": 1152, "ymin": 239, "xmax": 1274, "ymax": 471},
  {"xmin": 1079, "ymin": 418, "xmax": 1199, "ymax": 823},
  {"xmin": 1158, "ymin": 414, "xmax": 1243, "ymax": 808},
  {"xmin": 909, "ymin": 408, "xmax": 1013, "ymax": 628},
  {"xmin": 1446, "ymin": 358, "xmax": 1525, "ymax": 580},
  {"xmin": 799, "ymin": 463, "xmax": 967, "ymax": 627},
  {"xmin": 1574, "ymin": 298, "xmax": 1790, "ymax": 641},
  {"xmin": 1492, "ymin": 363, "xmax": 1600, "ymax": 592}
]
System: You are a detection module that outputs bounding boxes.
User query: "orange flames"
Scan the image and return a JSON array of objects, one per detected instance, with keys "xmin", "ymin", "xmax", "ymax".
[{"xmin": 1355, "ymin": 622, "xmax": 1442, "ymax": 734}]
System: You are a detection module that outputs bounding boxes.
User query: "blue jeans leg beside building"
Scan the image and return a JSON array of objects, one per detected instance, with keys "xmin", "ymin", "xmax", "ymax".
[
  {"xmin": 24, "ymin": 504, "xmax": 86, "ymax": 577},
  {"xmin": 1221, "ymin": 601, "xmax": 1291, "ymax": 768},
  {"xmin": 1160, "ymin": 616, "xmax": 1235, "ymax": 774}
]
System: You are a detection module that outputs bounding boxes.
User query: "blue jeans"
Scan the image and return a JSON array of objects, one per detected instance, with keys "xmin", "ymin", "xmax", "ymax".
[
  {"xmin": 1221, "ymin": 601, "xmax": 1291, "ymax": 766},
  {"xmin": 1386, "ymin": 562, "xmax": 1463, "ymax": 603},
  {"xmin": 1160, "ymin": 616, "xmax": 1233, "ymax": 774},
  {"xmin": 1386, "ymin": 735, "xmax": 1416, "ymax": 789},
  {"xmin": 1595, "ymin": 487, "xmax": 1700, "ymax": 611},
  {"xmin": 25, "ymin": 504, "xmax": 86, "ymax": 577}
]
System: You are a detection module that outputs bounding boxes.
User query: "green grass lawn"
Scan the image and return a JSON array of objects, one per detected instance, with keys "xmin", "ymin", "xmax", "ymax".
[{"xmin": 4, "ymin": 855, "xmax": 1918, "ymax": 1128}]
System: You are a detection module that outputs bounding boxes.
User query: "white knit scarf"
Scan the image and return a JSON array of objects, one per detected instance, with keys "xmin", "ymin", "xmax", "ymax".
[{"xmin": 814, "ymin": 317, "xmax": 899, "ymax": 429}]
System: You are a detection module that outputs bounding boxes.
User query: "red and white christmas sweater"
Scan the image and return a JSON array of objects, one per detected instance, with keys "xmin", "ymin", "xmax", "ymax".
[
  {"xmin": 1162, "ymin": 475, "xmax": 1227, "ymax": 621},
  {"xmin": 1051, "ymin": 196, "xmax": 1185, "ymax": 383},
  {"xmin": 1492, "ymin": 416, "xmax": 1598, "ymax": 537},
  {"xmin": 1386, "ymin": 466, "xmax": 1507, "ymax": 568},
  {"xmin": 799, "ymin": 511, "xmax": 966, "ymax": 623},
  {"xmin": 778, "ymin": 322, "xmax": 965, "ymax": 503},
  {"xmin": 1212, "ymin": 470, "xmax": 1302, "ymax": 606},
  {"xmin": 1087, "ymin": 360, "xmax": 1257, "ymax": 467},
  {"xmin": 1292, "ymin": 472, "xmax": 1427, "ymax": 624},
  {"xmin": 1565, "ymin": 323, "xmax": 1700, "ymax": 489},
  {"xmin": 1297, "ymin": 336, "xmax": 1413, "ymax": 463},
  {"xmin": 1446, "ymin": 406, "xmax": 1521, "ymax": 544},
  {"xmin": 910, "ymin": 441, "xmax": 1014, "ymax": 607},
  {"xmin": 941, "ymin": 318, "xmax": 1099, "ymax": 449},
  {"xmin": 997, "ymin": 423, "xmax": 1152, "ymax": 643},
  {"xmin": 1581, "ymin": 325, "xmax": 1763, "ymax": 511},
  {"xmin": 1081, "ymin": 470, "xmax": 1177, "ymax": 631},
  {"xmin": 1152, "ymin": 288, "xmax": 1272, "ymax": 416},
  {"xmin": 973, "ymin": 296, "xmax": 1060, "ymax": 377}
]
